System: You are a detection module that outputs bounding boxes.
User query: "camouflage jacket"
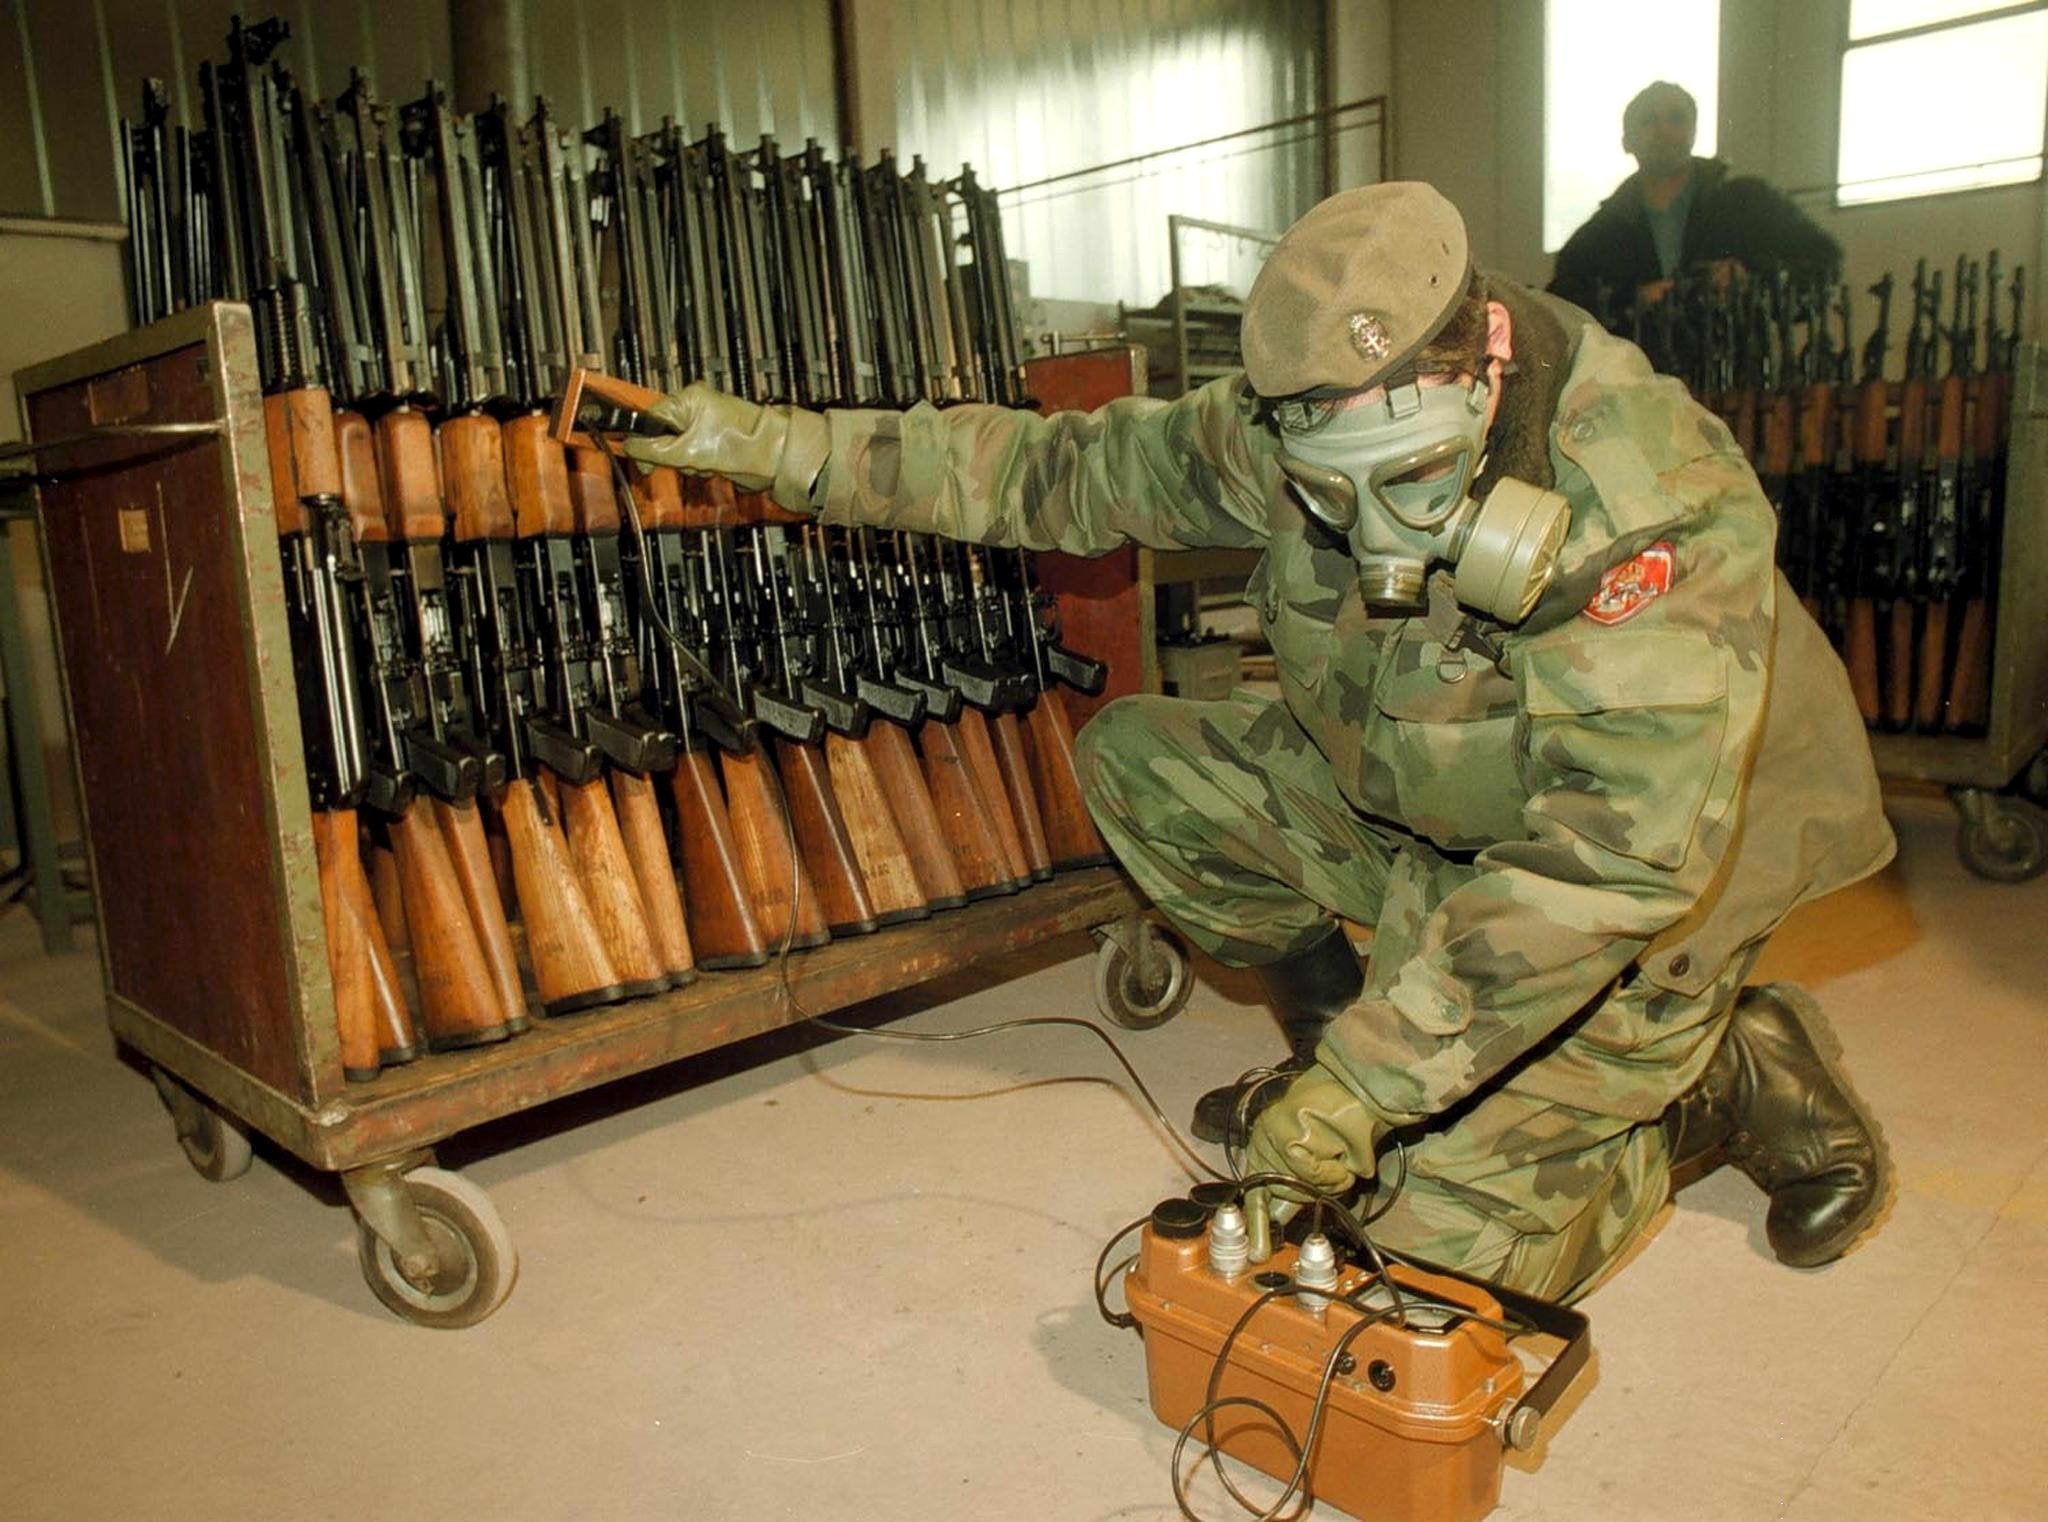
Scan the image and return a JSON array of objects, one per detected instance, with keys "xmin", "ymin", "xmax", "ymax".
[{"xmin": 812, "ymin": 286, "xmax": 1894, "ymax": 1124}]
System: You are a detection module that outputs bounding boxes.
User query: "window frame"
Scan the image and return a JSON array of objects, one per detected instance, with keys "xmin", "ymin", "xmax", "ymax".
[{"xmin": 1833, "ymin": 0, "xmax": 2048, "ymax": 209}]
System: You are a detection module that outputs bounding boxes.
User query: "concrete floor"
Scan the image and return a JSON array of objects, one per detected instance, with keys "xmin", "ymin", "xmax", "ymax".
[{"xmin": 1, "ymin": 788, "xmax": 2043, "ymax": 1522}]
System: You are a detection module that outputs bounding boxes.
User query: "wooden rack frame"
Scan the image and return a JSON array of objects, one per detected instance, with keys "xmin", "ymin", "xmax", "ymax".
[{"xmin": 18, "ymin": 304, "xmax": 1166, "ymax": 1323}]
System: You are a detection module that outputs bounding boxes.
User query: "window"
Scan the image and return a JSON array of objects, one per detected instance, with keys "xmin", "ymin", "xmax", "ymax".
[
  {"xmin": 1542, "ymin": 0, "xmax": 1721, "ymax": 252},
  {"xmin": 1837, "ymin": 1, "xmax": 2048, "ymax": 205}
]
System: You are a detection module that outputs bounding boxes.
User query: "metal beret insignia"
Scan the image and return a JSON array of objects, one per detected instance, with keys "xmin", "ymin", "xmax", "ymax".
[{"xmin": 1348, "ymin": 312, "xmax": 1391, "ymax": 362}]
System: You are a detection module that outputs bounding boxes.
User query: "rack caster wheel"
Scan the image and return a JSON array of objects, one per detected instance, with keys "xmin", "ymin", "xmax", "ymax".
[
  {"xmin": 346, "ymin": 1160, "xmax": 517, "ymax": 1329},
  {"xmin": 1953, "ymin": 789, "xmax": 2048, "ymax": 884},
  {"xmin": 148, "ymin": 1066, "xmax": 253, "ymax": 1182},
  {"xmin": 1094, "ymin": 918, "xmax": 1192, "ymax": 1030},
  {"xmin": 2021, "ymin": 749, "xmax": 2048, "ymax": 808}
]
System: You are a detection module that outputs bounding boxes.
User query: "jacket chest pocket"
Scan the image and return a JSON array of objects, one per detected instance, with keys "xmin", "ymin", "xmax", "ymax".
[
  {"xmin": 1247, "ymin": 546, "xmax": 1344, "ymax": 695},
  {"xmin": 1362, "ymin": 636, "xmax": 1529, "ymax": 849}
]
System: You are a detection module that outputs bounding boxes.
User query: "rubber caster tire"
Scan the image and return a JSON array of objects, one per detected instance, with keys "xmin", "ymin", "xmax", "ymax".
[
  {"xmin": 356, "ymin": 1167, "xmax": 518, "ymax": 1329},
  {"xmin": 150, "ymin": 1067, "xmax": 253, "ymax": 1182},
  {"xmin": 1094, "ymin": 922, "xmax": 1192, "ymax": 1030},
  {"xmin": 1957, "ymin": 797, "xmax": 2048, "ymax": 884}
]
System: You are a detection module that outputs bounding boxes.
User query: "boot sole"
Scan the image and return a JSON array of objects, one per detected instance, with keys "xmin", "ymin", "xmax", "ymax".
[{"xmin": 1751, "ymin": 981, "xmax": 1897, "ymax": 1267}]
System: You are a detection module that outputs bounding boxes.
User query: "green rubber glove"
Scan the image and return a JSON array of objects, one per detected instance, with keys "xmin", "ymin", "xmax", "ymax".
[
  {"xmin": 620, "ymin": 381, "xmax": 831, "ymax": 511},
  {"xmin": 1242, "ymin": 1066, "xmax": 1381, "ymax": 1254}
]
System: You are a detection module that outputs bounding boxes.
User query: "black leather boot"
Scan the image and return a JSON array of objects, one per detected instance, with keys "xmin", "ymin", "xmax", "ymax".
[
  {"xmin": 1661, "ymin": 982, "xmax": 1891, "ymax": 1268},
  {"xmin": 1191, "ymin": 927, "xmax": 1364, "ymax": 1146}
]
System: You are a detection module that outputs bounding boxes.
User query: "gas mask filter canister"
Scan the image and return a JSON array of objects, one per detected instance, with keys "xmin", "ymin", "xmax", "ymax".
[{"xmin": 1274, "ymin": 377, "xmax": 1571, "ymax": 624}]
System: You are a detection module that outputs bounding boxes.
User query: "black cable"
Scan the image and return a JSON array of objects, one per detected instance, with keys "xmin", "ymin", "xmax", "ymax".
[
  {"xmin": 600, "ymin": 418, "xmax": 1512, "ymax": 1522},
  {"xmin": 592, "ymin": 432, "xmax": 745, "ymax": 704},
  {"xmin": 1094, "ymin": 1216, "xmax": 1149, "ymax": 1330},
  {"xmin": 601, "ymin": 433, "xmax": 1463, "ymax": 1522},
  {"xmin": 601, "ymin": 430, "xmax": 1243, "ymax": 1183},
  {"xmin": 1176, "ymin": 1283, "xmax": 1400, "ymax": 1522}
]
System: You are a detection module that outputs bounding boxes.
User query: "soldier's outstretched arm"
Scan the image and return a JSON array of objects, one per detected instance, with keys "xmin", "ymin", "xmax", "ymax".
[
  {"xmin": 623, "ymin": 377, "xmax": 1275, "ymax": 556},
  {"xmin": 1321, "ymin": 447, "xmax": 1779, "ymax": 1130}
]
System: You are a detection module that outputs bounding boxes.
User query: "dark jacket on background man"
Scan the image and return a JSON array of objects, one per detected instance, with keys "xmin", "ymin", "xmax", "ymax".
[{"xmin": 1548, "ymin": 157, "xmax": 1840, "ymax": 317}]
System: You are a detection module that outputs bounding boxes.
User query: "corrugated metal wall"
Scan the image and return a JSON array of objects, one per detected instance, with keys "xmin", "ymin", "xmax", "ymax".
[
  {"xmin": 517, "ymin": 0, "xmax": 838, "ymax": 148},
  {"xmin": 0, "ymin": 0, "xmax": 839, "ymax": 226},
  {"xmin": 886, "ymin": 0, "xmax": 1324, "ymax": 306},
  {"xmin": 0, "ymin": 0, "xmax": 455, "ymax": 223}
]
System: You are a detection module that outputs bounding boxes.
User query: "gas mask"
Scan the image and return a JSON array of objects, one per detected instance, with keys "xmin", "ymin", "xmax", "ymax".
[{"xmin": 1273, "ymin": 375, "xmax": 1570, "ymax": 625}]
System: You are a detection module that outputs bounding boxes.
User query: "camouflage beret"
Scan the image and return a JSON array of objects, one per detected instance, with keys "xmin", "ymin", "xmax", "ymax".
[{"xmin": 1242, "ymin": 183, "xmax": 1473, "ymax": 399}]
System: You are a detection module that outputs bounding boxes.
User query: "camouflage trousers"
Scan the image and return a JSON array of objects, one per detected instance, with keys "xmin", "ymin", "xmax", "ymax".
[{"xmin": 1076, "ymin": 690, "xmax": 1762, "ymax": 1304}]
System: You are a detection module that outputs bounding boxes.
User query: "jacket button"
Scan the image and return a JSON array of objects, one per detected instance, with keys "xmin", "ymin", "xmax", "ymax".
[{"xmin": 1668, "ymin": 953, "xmax": 1692, "ymax": 978}]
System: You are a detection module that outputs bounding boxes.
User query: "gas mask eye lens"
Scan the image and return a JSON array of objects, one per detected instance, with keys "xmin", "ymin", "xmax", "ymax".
[
  {"xmin": 1278, "ymin": 454, "xmax": 1358, "ymax": 533},
  {"xmin": 1368, "ymin": 437, "xmax": 1476, "ymax": 530}
]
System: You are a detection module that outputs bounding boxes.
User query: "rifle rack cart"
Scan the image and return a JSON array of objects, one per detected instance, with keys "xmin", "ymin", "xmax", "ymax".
[
  {"xmin": 1869, "ymin": 342, "xmax": 2048, "ymax": 882},
  {"xmin": 18, "ymin": 303, "xmax": 1188, "ymax": 1328}
]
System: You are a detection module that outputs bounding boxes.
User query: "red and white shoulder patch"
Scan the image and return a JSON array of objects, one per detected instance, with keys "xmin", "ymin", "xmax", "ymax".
[{"xmin": 1581, "ymin": 541, "xmax": 1676, "ymax": 626}]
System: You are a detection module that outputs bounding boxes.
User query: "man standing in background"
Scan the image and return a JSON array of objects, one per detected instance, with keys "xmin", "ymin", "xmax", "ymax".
[{"xmin": 1548, "ymin": 81, "xmax": 1841, "ymax": 318}]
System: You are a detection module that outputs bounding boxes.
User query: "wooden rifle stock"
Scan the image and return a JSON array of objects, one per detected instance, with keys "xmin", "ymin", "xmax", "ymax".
[
  {"xmin": 311, "ymin": 797, "xmax": 385, "ymax": 1078},
  {"xmin": 434, "ymin": 796, "xmax": 531, "ymax": 1032},
  {"xmin": 1915, "ymin": 374, "xmax": 1967, "ymax": 730},
  {"xmin": 952, "ymin": 707, "xmax": 1032, "ymax": 887},
  {"xmin": 385, "ymin": 801, "xmax": 510, "ymax": 1049},
  {"xmin": 773, "ymin": 738, "xmax": 881, "ymax": 934},
  {"xmin": 611, "ymin": 770, "xmax": 697, "ymax": 980},
  {"xmin": 262, "ymin": 389, "xmax": 333, "ymax": 537},
  {"xmin": 329, "ymin": 813, "xmax": 417, "ymax": 1065},
  {"xmin": 370, "ymin": 408, "xmax": 517, "ymax": 1047},
  {"xmin": 1915, "ymin": 599, "xmax": 1950, "ymax": 731},
  {"xmin": 1845, "ymin": 379, "xmax": 1889, "ymax": 724},
  {"xmin": 399, "ymin": 414, "xmax": 533, "ymax": 1025},
  {"xmin": 988, "ymin": 710, "xmax": 1053, "ymax": 882},
  {"xmin": 1793, "ymin": 381, "xmax": 1833, "ymax": 620},
  {"xmin": 1887, "ymin": 376, "xmax": 1929, "ymax": 730},
  {"xmin": 1945, "ymin": 367, "xmax": 2004, "ymax": 731},
  {"xmin": 720, "ymin": 746, "xmax": 831, "ymax": 949},
  {"xmin": 368, "ymin": 836, "xmax": 408, "ymax": 951},
  {"xmin": 854, "ymin": 722, "xmax": 968, "ymax": 910},
  {"xmin": 763, "ymin": 520, "xmax": 932, "ymax": 926},
  {"xmin": 823, "ymin": 733, "xmax": 931, "ymax": 924},
  {"xmin": 621, "ymin": 449, "xmax": 773, "ymax": 967},
  {"xmin": 567, "ymin": 444, "xmax": 615, "ymax": 531},
  {"xmin": 561, "ymin": 427, "xmax": 697, "ymax": 982},
  {"xmin": 558, "ymin": 772, "xmax": 671, "ymax": 995},
  {"xmin": 1946, "ymin": 594, "xmax": 1992, "ymax": 733},
  {"xmin": 487, "ymin": 821, "xmax": 516, "ymax": 912},
  {"xmin": 501, "ymin": 412, "xmax": 578, "ymax": 537},
  {"xmin": 727, "ymin": 497, "xmax": 897, "ymax": 938},
  {"xmin": 1728, "ymin": 386, "xmax": 1759, "ymax": 467},
  {"xmin": 493, "ymin": 411, "xmax": 675, "ymax": 1003},
  {"xmin": 1021, "ymin": 688, "xmax": 1111, "ymax": 869},
  {"xmin": 1759, "ymin": 394, "xmax": 1795, "ymax": 497},
  {"xmin": 497, "ymin": 778, "xmax": 628, "ymax": 1015},
  {"xmin": 916, "ymin": 718, "xmax": 1018, "ymax": 898},
  {"xmin": 450, "ymin": 412, "xmax": 628, "ymax": 1012},
  {"xmin": 268, "ymin": 389, "xmax": 417, "ymax": 1077},
  {"xmin": 670, "ymin": 749, "xmax": 772, "ymax": 968},
  {"xmin": 351, "ymin": 859, "xmax": 418, "ymax": 1067}
]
